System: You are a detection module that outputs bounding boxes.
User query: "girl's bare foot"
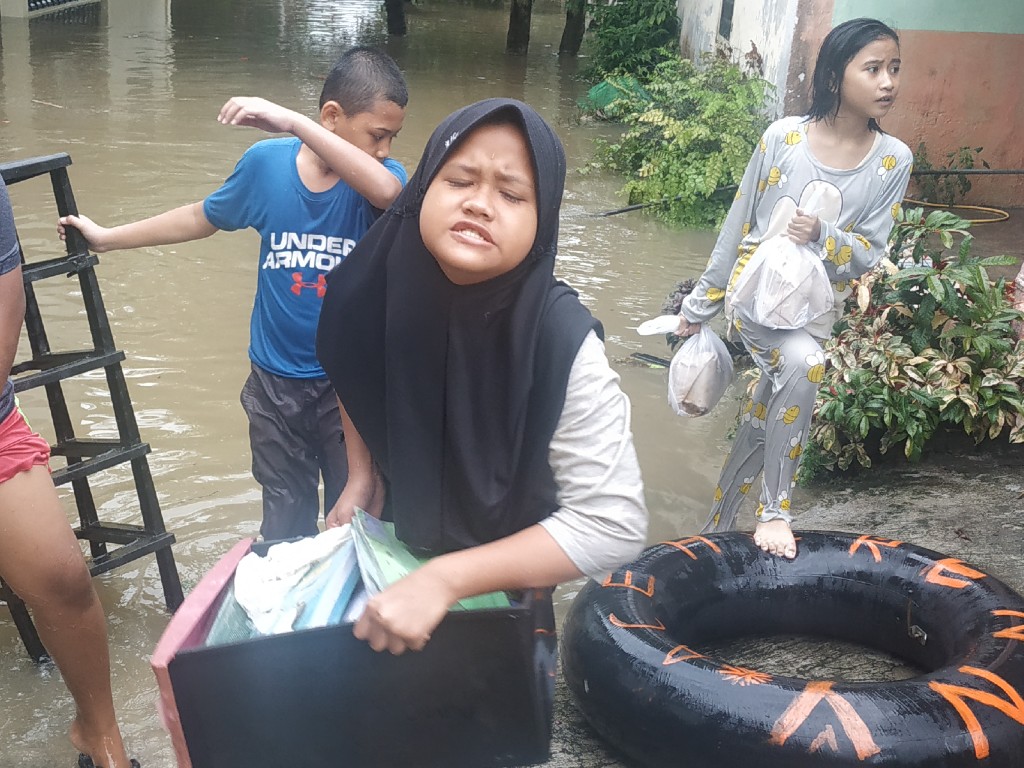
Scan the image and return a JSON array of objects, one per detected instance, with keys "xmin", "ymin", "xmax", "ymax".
[
  {"xmin": 754, "ymin": 519, "xmax": 797, "ymax": 559},
  {"xmin": 70, "ymin": 715, "xmax": 133, "ymax": 768}
]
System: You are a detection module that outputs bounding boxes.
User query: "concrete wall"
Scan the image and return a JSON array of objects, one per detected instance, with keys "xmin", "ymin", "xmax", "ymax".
[
  {"xmin": 679, "ymin": 0, "xmax": 1024, "ymax": 206},
  {"xmin": 679, "ymin": 0, "xmax": 801, "ymax": 114}
]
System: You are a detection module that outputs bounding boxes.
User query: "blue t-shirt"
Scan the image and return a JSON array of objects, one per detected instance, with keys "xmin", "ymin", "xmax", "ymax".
[
  {"xmin": 203, "ymin": 137, "xmax": 407, "ymax": 378},
  {"xmin": 0, "ymin": 178, "xmax": 21, "ymax": 422}
]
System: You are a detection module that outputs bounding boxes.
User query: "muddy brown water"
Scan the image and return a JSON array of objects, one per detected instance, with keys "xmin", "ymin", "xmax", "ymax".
[{"xmin": 0, "ymin": 1, "xmax": 753, "ymax": 764}]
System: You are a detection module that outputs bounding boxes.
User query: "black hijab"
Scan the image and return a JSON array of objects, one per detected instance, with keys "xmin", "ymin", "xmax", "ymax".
[{"xmin": 316, "ymin": 98, "xmax": 600, "ymax": 555}]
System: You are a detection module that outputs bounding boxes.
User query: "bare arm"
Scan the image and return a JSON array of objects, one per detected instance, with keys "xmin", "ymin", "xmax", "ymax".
[
  {"xmin": 0, "ymin": 265, "xmax": 25, "ymax": 389},
  {"xmin": 354, "ymin": 524, "xmax": 581, "ymax": 655},
  {"xmin": 326, "ymin": 397, "xmax": 385, "ymax": 527},
  {"xmin": 58, "ymin": 202, "xmax": 217, "ymax": 254},
  {"xmin": 217, "ymin": 97, "xmax": 402, "ymax": 210},
  {"xmin": 354, "ymin": 334, "xmax": 648, "ymax": 655}
]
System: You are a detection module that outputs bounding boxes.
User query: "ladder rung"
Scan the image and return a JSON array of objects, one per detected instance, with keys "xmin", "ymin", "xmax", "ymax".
[
  {"xmin": 84, "ymin": 532, "xmax": 177, "ymax": 576},
  {"xmin": 21, "ymin": 252, "xmax": 98, "ymax": 282},
  {"xmin": 12, "ymin": 349, "xmax": 125, "ymax": 390},
  {"xmin": 77, "ymin": 521, "xmax": 147, "ymax": 546},
  {"xmin": 0, "ymin": 153, "xmax": 72, "ymax": 185},
  {"xmin": 51, "ymin": 442, "xmax": 151, "ymax": 485},
  {"xmin": 51, "ymin": 437, "xmax": 139, "ymax": 460}
]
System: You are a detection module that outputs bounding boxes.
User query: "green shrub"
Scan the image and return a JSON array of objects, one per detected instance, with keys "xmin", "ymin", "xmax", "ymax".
[
  {"xmin": 583, "ymin": 54, "xmax": 772, "ymax": 228},
  {"xmin": 910, "ymin": 143, "xmax": 989, "ymax": 206},
  {"xmin": 583, "ymin": 0, "xmax": 680, "ymax": 79},
  {"xmin": 801, "ymin": 208, "xmax": 1024, "ymax": 478}
]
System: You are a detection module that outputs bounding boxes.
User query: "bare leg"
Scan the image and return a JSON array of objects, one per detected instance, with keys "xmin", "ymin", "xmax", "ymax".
[
  {"xmin": 754, "ymin": 517, "xmax": 797, "ymax": 559},
  {"xmin": 0, "ymin": 466, "xmax": 132, "ymax": 768}
]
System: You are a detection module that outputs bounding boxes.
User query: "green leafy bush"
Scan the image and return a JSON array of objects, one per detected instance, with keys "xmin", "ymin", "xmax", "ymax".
[
  {"xmin": 800, "ymin": 208, "xmax": 1024, "ymax": 479},
  {"xmin": 583, "ymin": 0, "xmax": 680, "ymax": 79},
  {"xmin": 910, "ymin": 143, "xmax": 989, "ymax": 206},
  {"xmin": 583, "ymin": 54, "xmax": 772, "ymax": 228}
]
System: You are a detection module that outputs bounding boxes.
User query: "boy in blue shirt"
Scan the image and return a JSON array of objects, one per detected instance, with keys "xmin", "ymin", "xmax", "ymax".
[{"xmin": 59, "ymin": 47, "xmax": 408, "ymax": 541}]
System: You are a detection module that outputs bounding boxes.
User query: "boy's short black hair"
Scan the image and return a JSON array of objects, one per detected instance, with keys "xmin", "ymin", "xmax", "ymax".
[{"xmin": 320, "ymin": 46, "xmax": 408, "ymax": 115}]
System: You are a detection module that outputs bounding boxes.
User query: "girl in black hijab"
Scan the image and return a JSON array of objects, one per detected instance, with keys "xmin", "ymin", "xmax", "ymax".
[{"xmin": 316, "ymin": 98, "xmax": 647, "ymax": 655}]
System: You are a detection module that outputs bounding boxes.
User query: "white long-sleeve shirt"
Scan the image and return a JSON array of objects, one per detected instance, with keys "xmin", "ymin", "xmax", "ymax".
[{"xmin": 539, "ymin": 331, "xmax": 649, "ymax": 580}]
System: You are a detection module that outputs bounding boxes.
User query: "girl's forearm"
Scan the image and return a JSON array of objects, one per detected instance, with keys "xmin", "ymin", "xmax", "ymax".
[
  {"xmin": 337, "ymin": 396, "xmax": 378, "ymax": 486},
  {"xmin": 421, "ymin": 524, "xmax": 583, "ymax": 603}
]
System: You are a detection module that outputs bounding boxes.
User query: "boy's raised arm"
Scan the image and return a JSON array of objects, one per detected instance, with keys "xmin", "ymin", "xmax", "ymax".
[
  {"xmin": 58, "ymin": 202, "xmax": 217, "ymax": 254},
  {"xmin": 217, "ymin": 97, "xmax": 402, "ymax": 210}
]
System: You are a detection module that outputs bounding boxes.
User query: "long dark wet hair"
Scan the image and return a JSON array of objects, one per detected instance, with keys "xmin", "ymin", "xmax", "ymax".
[{"xmin": 807, "ymin": 17, "xmax": 900, "ymax": 132}]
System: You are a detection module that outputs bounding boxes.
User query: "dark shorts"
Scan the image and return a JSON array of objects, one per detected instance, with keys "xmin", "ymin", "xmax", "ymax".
[
  {"xmin": 0, "ymin": 403, "xmax": 50, "ymax": 486},
  {"xmin": 240, "ymin": 365, "xmax": 347, "ymax": 541}
]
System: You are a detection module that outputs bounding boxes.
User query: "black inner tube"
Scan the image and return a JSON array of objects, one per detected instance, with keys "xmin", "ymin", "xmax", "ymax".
[{"xmin": 654, "ymin": 576, "xmax": 960, "ymax": 672}]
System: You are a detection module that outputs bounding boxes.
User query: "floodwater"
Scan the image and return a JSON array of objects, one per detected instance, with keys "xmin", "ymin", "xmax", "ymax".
[{"xmin": 0, "ymin": 0, "xmax": 746, "ymax": 764}]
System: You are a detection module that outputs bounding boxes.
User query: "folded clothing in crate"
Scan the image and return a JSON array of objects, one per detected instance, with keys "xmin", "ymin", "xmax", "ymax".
[{"xmin": 150, "ymin": 536, "xmax": 554, "ymax": 768}]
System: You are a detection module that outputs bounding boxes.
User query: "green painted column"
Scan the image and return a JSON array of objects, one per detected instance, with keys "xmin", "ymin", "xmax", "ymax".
[{"xmin": 832, "ymin": 0, "xmax": 1024, "ymax": 34}]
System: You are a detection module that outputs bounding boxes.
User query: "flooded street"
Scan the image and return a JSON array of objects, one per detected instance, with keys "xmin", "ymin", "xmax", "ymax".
[{"xmin": 1, "ymin": 1, "xmax": 744, "ymax": 763}]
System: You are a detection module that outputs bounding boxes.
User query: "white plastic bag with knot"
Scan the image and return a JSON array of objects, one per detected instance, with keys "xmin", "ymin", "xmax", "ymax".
[
  {"xmin": 750, "ymin": 234, "xmax": 834, "ymax": 329},
  {"xmin": 668, "ymin": 325, "xmax": 734, "ymax": 417}
]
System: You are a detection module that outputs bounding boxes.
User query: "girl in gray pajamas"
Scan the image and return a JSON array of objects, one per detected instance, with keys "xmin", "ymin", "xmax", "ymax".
[{"xmin": 676, "ymin": 18, "xmax": 913, "ymax": 559}]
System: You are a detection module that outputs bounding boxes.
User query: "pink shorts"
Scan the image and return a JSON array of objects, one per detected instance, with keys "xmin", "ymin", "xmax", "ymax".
[{"xmin": 0, "ymin": 405, "xmax": 51, "ymax": 486}]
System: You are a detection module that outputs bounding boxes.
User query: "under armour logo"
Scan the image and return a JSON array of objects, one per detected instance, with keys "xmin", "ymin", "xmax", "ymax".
[{"xmin": 290, "ymin": 272, "xmax": 327, "ymax": 298}]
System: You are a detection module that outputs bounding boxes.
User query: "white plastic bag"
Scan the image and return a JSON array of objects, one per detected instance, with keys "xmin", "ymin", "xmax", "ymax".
[
  {"xmin": 667, "ymin": 325, "xmax": 733, "ymax": 417},
  {"xmin": 729, "ymin": 234, "xmax": 833, "ymax": 330}
]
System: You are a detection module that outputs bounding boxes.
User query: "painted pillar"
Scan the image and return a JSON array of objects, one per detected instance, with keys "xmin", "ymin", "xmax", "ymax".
[{"xmin": 783, "ymin": 0, "xmax": 833, "ymax": 114}]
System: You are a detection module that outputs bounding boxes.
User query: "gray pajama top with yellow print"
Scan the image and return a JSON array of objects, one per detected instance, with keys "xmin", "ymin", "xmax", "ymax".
[{"xmin": 681, "ymin": 115, "xmax": 913, "ymax": 339}]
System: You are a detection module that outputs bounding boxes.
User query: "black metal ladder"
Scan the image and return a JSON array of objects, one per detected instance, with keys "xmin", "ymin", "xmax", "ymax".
[{"xmin": 0, "ymin": 153, "xmax": 183, "ymax": 662}]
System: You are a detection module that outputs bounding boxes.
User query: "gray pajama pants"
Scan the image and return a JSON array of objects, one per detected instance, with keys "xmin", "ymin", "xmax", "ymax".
[{"xmin": 700, "ymin": 315, "xmax": 826, "ymax": 533}]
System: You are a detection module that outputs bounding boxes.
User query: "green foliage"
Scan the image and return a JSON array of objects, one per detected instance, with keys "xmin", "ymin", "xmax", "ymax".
[
  {"xmin": 582, "ymin": 54, "xmax": 772, "ymax": 228},
  {"xmin": 583, "ymin": 0, "xmax": 680, "ymax": 79},
  {"xmin": 802, "ymin": 208, "xmax": 1024, "ymax": 479},
  {"xmin": 910, "ymin": 143, "xmax": 989, "ymax": 206}
]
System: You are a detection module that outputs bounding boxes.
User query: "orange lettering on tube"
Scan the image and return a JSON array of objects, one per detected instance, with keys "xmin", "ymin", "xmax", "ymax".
[
  {"xmin": 663, "ymin": 644, "xmax": 706, "ymax": 665},
  {"xmin": 660, "ymin": 536, "xmax": 722, "ymax": 560},
  {"xmin": 923, "ymin": 558, "xmax": 987, "ymax": 589},
  {"xmin": 602, "ymin": 571, "xmax": 655, "ymax": 597},
  {"xmin": 770, "ymin": 681, "xmax": 881, "ymax": 760},
  {"xmin": 992, "ymin": 610, "xmax": 1024, "ymax": 642},
  {"xmin": 607, "ymin": 613, "xmax": 665, "ymax": 631},
  {"xmin": 848, "ymin": 535, "xmax": 903, "ymax": 563},
  {"xmin": 929, "ymin": 666, "xmax": 1024, "ymax": 760},
  {"xmin": 718, "ymin": 665, "xmax": 772, "ymax": 686},
  {"xmin": 808, "ymin": 724, "xmax": 839, "ymax": 754}
]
